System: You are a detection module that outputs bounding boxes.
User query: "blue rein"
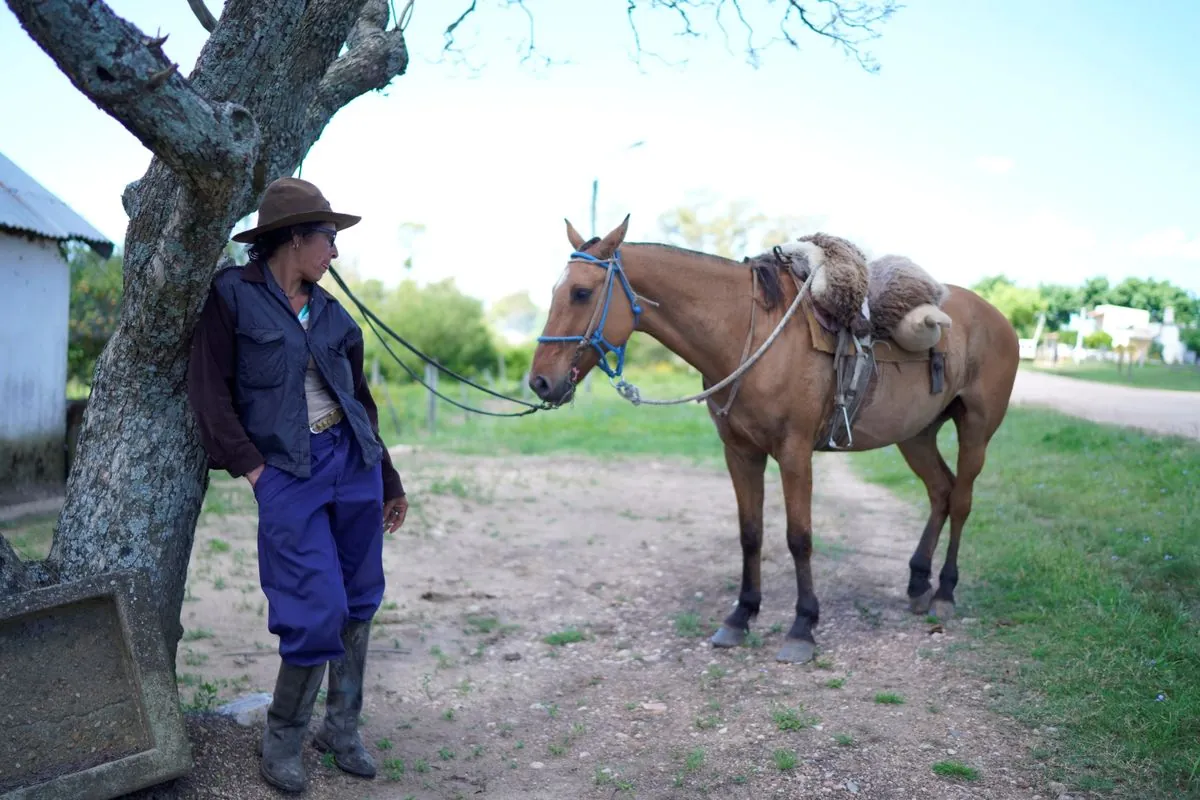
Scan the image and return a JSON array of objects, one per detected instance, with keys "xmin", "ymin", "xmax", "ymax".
[{"xmin": 537, "ymin": 248, "xmax": 643, "ymax": 380}]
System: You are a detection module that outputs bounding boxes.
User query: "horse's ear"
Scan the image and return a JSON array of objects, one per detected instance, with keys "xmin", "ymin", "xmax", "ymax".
[
  {"xmin": 596, "ymin": 214, "xmax": 630, "ymax": 257},
  {"xmin": 564, "ymin": 218, "xmax": 586, "ymax": 251}
]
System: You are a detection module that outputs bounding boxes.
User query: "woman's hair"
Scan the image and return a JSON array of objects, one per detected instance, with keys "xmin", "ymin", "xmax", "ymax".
[{"xmin": 246, "ymin": 223, "xmax": 326, "ymax": 263}]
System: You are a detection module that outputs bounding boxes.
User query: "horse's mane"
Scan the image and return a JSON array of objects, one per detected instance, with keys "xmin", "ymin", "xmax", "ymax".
[{"xmin": 628, "ymin": 242, "xmax": 788, "ymax": 312}]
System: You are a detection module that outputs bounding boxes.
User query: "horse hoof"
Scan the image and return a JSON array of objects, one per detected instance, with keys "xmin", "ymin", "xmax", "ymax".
[
  {"xmin": 930, "ymin": 599, "xmax": 955, "ymax": 620},
  {"xmin": 909, "ymin": 588, "xmax": 934, "ymax": 615},
  {"xmin": 710, "ymin": 625, "xmax": 746, "ymax": 648},
  {"xmin": 775, "ymin": 638, "xmax": 815, "ymax": 664}
]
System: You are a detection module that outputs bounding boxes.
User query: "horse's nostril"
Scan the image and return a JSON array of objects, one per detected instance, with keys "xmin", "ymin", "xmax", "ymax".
[{"xmin": 530, "ymin": 374, "xmax": 552, "ymax": 397}]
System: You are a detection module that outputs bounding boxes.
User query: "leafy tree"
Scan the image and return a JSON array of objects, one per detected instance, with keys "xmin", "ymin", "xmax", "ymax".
[
  {"xmin": 0, "ymin": 0, "xmax": 900, "ymax": 660},
  {"xmin": 1036, "ymin": 282, "xmax": 1083, "ymax": 331},
  {"xmin": 971, "ymin": 275, "xmax": 1047, "ymax": 338},
  {"xmin": 65, "ymin": 243, "xmax": 124, "ymax": 386}
]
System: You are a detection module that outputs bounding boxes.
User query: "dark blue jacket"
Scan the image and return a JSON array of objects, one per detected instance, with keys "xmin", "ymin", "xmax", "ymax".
[{"xmin": 187, "ymin": 260, "xmax": 403, "ymax": 499}]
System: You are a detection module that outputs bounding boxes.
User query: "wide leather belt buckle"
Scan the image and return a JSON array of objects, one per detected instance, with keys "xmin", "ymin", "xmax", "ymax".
[{"xmin": 309, "ymin": 407, "xmax": 344, "ymax": 434}]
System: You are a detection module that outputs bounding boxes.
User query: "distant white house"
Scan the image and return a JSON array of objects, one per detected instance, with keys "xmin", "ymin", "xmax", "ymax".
[
  {"xmin": 1066, "ymin": 302, "xmax": 1191, "ymax": 364},
  {"xmin": 0, "ymin": 150, "xmax": 113, "ymax": 502}
]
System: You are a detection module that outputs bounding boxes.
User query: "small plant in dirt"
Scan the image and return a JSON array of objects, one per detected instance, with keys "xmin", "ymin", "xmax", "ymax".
[
  {"xmin": 383, "ymin": 758, "xmax": 404, "ymax": 780},
  {"xmin": 320, "ymin": 752, "xmax": 335, "ymax": 769},
  {"xmin": 207, "ymin": 538, "xmax": 231, "ymax": 554},
  {"xmin": 825, "ymin": 677, "xmax": 846, "ymax": 689},
  {"xmin": 772, "ymin": 705, "xmax": 819, "ymax": 731},
  {"xmin": 932, "ymin": 761, "xmax": 979, "ymax": 781},
  {"xmin": 438, "ymin": 747, "xmax": 455, "ymax": 761},
  {"xmin": 672, "ymin": 611, "xmax": 704, "ymax": 637},
  {"xmin": 443, "ymin": 708, "xmax": 455, "ymax": 721},
  {"xmin": 835, "ymin": 733, "xmax": 855, "ymax": 746},
  {"xmin": 544, "ymin": 627, "xmax": 586, "ymax": 646},
  {"xmin": 684, "ymin": 748, "xmax": 705, "ymax": 771},
  {"xmin": 464, "ymin": 615, "xmax": 500, "ymax": 634},
  {"xmin": 377, "ymin": 738, "xmax": 393, "ymax": 750},
  {"xmin": 182, "ymin": 648, "xmax": 208, "ymax": 667},
  {"xmin": 182, "ymin": 628, "xmax": 214, "ymax": 641},
  {"xmin": 874, "ymin": 692, "xmax": 905, "ymax": 705},
  {"xmin": 773, "ymin": 749, "xmax": 798, "ymax": 771}
]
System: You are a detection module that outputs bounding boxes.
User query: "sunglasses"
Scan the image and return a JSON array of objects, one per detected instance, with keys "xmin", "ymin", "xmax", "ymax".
[{"xmin": 308, "ymin": 226, "xmax": 337, "ymax": 246}]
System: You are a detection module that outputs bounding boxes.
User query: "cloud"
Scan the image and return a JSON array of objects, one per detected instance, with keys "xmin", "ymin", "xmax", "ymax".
[
  {"xmin": 1130, "ymin": 227, "xmax": 1200, "ymax": 261},
  {"xmin": 973, "ymin": 155, "xmax": 1015, "ymax": 175}
]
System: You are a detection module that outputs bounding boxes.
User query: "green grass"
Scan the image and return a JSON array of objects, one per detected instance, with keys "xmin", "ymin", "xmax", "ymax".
[
  {"xmin": 1027, "ymin": 361, "xmax": 1200, "ymax": 392},
  {"xmin": 931, "ymin": 761, "xmax": 979, "ymax": 781},
  {"xmin": 873, "ymin": 692, "xmax": 904, "ymax": 705},
  {"xmin": 850, "ymin": 407, "xmax": 1200, "ymax": 797}
]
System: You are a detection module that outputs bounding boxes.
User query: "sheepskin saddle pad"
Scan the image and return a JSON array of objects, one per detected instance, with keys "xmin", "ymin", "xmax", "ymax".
[{"xmin": 747, "ymin": 236, "xmax": 953, "ymax": 362}]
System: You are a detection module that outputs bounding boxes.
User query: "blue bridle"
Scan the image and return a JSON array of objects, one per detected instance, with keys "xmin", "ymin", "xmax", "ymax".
[{"xmin": 537, "ymin": 248, "xmax": 643, "ymax": 380}]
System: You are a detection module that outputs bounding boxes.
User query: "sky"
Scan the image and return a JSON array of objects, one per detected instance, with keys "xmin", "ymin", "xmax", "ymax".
[{"xmin": 2, "ymin": 0, "xmax": 1198, "ymax": 311}]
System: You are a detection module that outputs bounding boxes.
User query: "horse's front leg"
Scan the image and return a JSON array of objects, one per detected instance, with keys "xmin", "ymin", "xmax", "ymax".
[
  {"xmin": 776, "ymin": 445, "xmax": 818, "ymax": 664},
  {"xmin": 711, "ymin": 444, "xmax": 767, "ymax": 648}
]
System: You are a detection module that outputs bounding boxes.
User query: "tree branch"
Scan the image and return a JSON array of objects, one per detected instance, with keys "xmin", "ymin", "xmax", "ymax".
[
  {"xmin": 186, "ymin": 0, "xmax": 217, "ymax": 32},
  {"xmin": 305, "ymin": 0, "xmax": 409, "ymax": 149},
  {"xmin": 7, "ymin": 0, "xmax": 259, "ymax": 195}
]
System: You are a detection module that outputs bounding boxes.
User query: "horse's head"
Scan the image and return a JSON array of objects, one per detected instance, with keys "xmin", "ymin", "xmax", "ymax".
[{"xmin": 529, "ymin": 215, "xmax": 638, "ymax": 405}]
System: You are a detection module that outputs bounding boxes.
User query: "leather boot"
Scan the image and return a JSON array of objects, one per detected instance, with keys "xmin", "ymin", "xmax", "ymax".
[
  {"xmin": 260, "ymin": 660, "xmax": 327, "ymax": 793},
  {"xmin": 313, "ymin": 618, "xmax": 376, "ymax": 778}
]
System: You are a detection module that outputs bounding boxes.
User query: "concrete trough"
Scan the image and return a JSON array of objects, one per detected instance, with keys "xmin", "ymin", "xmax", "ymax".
[{"xmin": 0, "ymin": 569, "xmax": 191, "ymax": 799}]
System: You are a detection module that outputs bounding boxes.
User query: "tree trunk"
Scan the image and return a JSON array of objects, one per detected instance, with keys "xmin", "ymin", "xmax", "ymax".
[{"xmin": 3, "ymin": 0, "xmax": 409, "ymax": 664}]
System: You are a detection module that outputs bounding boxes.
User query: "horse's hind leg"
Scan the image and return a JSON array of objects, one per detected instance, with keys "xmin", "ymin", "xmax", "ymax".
[
  {"xmin": 711, "ymin": 445, "xmax": 768, "ymax": 648},
  {"xmin": 932, "ymin": 399, "xmax": 996, "ymax": 619},
  {"xmin": 896, "ymin": 419, "xmax": 955, "ymax": 615}
]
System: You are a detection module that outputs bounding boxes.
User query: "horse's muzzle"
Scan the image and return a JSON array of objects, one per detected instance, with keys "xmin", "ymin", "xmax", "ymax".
[{"xmin": 529, "ymin": 373, "xmax": 574, "ymax": 406}]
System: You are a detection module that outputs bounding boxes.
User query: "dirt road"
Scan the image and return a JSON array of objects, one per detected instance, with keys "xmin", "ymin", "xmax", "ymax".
[
  {"xmin": 154, "ymin": 448, "xmax": 1056, "ymax": 800},
  {"xmin": 1010, "ymin": 369, "xmax": 1200, "ymax": 440}
]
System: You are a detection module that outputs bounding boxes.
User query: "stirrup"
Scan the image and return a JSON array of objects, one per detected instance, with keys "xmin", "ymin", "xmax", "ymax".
[{"xmin": 826, "ymin": 403, "xmax": 854, "ymax": 449}]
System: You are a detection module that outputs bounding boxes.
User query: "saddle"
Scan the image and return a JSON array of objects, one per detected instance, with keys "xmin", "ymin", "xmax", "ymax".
[{"xmin": 804, "ymin": 296, "xmax": 948, "ymax": 451}]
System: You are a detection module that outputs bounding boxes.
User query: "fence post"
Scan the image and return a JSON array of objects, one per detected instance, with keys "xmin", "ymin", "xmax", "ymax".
[{"xmin": 425, "ymin": 363, "xmax": 438, "ymax": 434}]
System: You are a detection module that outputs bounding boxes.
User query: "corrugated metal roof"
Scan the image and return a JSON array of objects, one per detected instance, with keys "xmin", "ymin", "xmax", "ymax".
[{"xmin": 0, "ymin": 150, "xmax": 115, "ymax": 258}]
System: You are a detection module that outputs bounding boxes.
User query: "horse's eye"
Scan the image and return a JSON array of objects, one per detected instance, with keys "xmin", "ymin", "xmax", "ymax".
[{"xmin": 571, "ymin": 287, "xmax": 593, "ymax": 303}]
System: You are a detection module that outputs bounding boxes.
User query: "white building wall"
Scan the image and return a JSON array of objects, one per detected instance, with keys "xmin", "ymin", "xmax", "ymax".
[{"xmin": 0, "ymin": 234, "xmax": 69, "ymax": 441}]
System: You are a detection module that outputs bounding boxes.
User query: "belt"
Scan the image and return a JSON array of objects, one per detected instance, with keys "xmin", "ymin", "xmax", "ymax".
[{"xmin": 309, "ymin": 407, "xmax": 344, "ymax": 434}]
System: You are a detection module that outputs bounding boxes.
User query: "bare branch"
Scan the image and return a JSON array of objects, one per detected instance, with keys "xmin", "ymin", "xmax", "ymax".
[
  {"xmin": 186, "ymin": 0, "xmax": 217, "ymax": 32},
  {"xmin": 444, "ymin": 0, "xmax": 478, "ymax": 54},
  {"xmin": 305, "ymin": 0, "xmax": 410, "ymax": 156},
  {"xmin": 781, "ymin": 0, "xmax": 900, "ymax": 73},
  {"xmin": 8, "ymin": 0, "xmax": 258, "ymax": 194}
]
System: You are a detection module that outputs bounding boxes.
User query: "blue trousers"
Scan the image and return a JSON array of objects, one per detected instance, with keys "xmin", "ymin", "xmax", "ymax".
[{"xmin": 253, "ymin": 419, "xmax": 385, "ymax": 666}]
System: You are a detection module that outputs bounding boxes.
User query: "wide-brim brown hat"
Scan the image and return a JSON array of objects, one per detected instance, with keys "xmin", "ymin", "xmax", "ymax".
[{"xmin": 231, "ymin": 177, "xmax": 361, "ymax": 243}]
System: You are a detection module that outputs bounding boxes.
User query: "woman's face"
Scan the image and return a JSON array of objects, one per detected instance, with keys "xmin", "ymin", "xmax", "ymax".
[{"xmin": 293, "ymin": 221, "xmax": 339, "ymax": 283}]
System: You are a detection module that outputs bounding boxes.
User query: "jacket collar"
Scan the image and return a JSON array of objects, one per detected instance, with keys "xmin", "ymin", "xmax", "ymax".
[{"xmin": 240, "ymin": 258, "xmax": 334, "ymax": 321}]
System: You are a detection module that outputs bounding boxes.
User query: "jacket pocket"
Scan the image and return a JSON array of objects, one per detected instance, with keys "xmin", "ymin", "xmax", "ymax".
[
  {"xmin": 326, "ymin": 337, "xmax": 355, "ymax": 392},
  {"xmin": 237, "ymin": 327, "xmax": 286, "ymax": 389}
]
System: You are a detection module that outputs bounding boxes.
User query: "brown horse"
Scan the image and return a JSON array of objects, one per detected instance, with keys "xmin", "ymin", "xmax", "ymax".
[{"xmin": 528, "ymin": 216, "xmax": 1020, "ymax": 663}]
